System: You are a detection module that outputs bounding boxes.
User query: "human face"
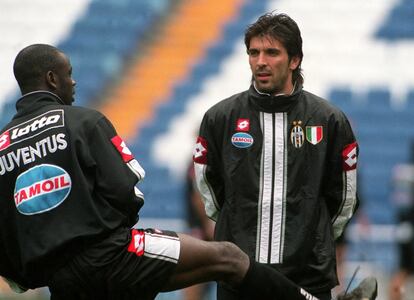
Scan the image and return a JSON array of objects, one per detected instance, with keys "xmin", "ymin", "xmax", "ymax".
[
  {"xmin": 53, "ymin": 52, "xmax": 76, "ymax": 105},
  {"xmin": 248, "ymin": 35, "xmax": 300, "ymax": 95}
]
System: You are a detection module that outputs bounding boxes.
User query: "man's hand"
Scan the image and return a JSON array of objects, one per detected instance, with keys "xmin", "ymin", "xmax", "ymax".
[{"xmin": 2, "ymin": 277, "xmax": 28, "ymax": 293}]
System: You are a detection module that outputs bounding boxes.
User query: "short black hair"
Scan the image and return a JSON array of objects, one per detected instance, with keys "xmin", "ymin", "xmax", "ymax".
[
  {"xmin": 13, "ymin": 44, "xmax": 63, "ymax": 92},
  {"xmin": 244, "ymin": 12, "xmax": 304, "ymax": 85}
]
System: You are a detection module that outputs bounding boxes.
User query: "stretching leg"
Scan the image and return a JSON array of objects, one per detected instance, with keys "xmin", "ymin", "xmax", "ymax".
[{"xmin": 161, "ymin": 233, "xmax": 317, "ymax": 300}]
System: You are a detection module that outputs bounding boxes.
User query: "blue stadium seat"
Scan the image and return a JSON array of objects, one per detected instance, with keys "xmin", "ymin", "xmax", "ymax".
[
  {"xmin": 406, "ymin": 89, "xmax": 414, "ymax": 109},
  {"xmin": 366, "ymin": 88, "xmax": 391, "ymax": 107},
  {"xmin": 58, "ymin": 0, "xmax": 173, "ymax": 108},
  {"xmin": 376, "ymin": 0, "xmax": 414, "ymax": 39},
  {"xmin": 331, "ymin": 87, "xmax": 414, "ymax": 227},
  {"xmin": 329, "ymin": 87, "xmax": 354, "ymax": 108}
]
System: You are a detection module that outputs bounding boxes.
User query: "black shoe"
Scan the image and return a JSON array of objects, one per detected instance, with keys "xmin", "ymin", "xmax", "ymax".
[{"xmin": 336, "ymin": 276, "xmax": 378, "ymax": 300}]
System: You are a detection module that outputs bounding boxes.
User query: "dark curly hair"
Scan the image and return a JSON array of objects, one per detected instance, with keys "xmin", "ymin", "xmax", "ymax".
[
  {"xmin": 13, "ymin": 44, "xmax": 63, "ymax": 93},
  {"xmin": 244, "ymin": 12, "xmax": 304, "ymax": 85}
]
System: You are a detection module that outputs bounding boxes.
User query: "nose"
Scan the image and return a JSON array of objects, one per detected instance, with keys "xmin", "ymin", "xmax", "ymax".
[{"xmin": 257, "ymin": 52, "xmax": 267, "ymax": 66}]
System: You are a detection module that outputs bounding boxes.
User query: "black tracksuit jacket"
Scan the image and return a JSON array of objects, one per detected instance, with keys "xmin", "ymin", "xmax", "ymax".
[
  {"xmin": 0, "ymin": 91, "xmax": 144, "ymax": 288},
  {"xmin": 193, "ymin": 84, "xmax": 359, "ymax": 293}
]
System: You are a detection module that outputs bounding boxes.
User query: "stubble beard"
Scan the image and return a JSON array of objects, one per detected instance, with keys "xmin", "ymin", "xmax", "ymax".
[{"xmin": 254, "ymin": 77, "xmax": 286, "ymax": 95}]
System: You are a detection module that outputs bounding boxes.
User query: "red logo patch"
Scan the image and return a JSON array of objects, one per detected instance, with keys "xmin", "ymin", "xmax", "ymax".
[
  {"xmin": 111, "ymin": 135, "xmax": 134, "ymax": 162},
  {"xmin": 0, "ymin": 130, "xmax": 10, "ymax": 151},
  {"xmin": 128, "ymin": 229, "xmax": 145, "ymax": 256},
  {"xmin": 236, "ymin": 119, "xmax": 250, "ymax": 132},
  {"xmin": 342, "ymin": 142, "xmax": 358, "ymax": 171},
  {"xmin": 193, "ymin": 136, "xmax": 207, "ymax": 164}
]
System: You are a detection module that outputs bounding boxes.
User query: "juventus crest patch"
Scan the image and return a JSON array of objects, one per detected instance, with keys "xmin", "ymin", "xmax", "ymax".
[{"xmin": 290, "ymin": 121, "xmax": 304, "ymax": 148}]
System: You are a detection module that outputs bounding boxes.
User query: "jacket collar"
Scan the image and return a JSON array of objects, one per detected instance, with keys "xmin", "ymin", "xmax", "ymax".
[
  {"xmin": 249, "ymin": 82, "xmax": 302, "ymax": 113},
  {"xmin": 14, "ymin": 91, "xmax": 64, "ymax": 119}
]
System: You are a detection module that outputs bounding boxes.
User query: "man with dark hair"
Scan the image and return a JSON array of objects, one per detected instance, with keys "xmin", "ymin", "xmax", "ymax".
[
  {"xmin": 193, "ymin": 12, "xmax": 377, "ymax": 300},
  {"xmin": 243, "ymin": 12, "xmax": 304, "ymax": 86},
  {"xmin": 13, "ymin": 45, "xmax": 71, "ymax": 100},
  {"xmin": 0, "ymin": 43, "xmax": 369, "ymax": 300}
]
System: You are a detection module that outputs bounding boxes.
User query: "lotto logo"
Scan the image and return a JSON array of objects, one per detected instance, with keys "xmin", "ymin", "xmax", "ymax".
[
  {"xmin": 236, "ymin": 119, "xmax": 250, "ymax": 132},
  {"xmin": 0, "ymin": 110, "xmax": 64, "ymax": 151},
  {"xmin": 193, "ymin": 136, "xmax": 207, "ymax": 164},
  {"xmin": 11, "ymin": 113, "xmax": 61, "ymax": 139},
  {"xmin": 111, "ymin": 135, "xmax": 134, "ymax": 162},
  {"xmin": 0, "ymin": 131, "xmax": 10, "ymax": 151},
  {"xmin": 342, "ymin": 142, "xmax": 358, "ymax": 171},
  {"xmin": 127, "ymin": 229, "xmax": 145, "ymax": 256}
]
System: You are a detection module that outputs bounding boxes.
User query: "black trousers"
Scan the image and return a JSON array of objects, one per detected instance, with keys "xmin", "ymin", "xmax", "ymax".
[
  {"xmin": 48, "ymin": 228, "xmax": 179, "ymax": 300},
  {"xmin": 218, "ymin": 281, "xmax": 332, "ymax": 300}
]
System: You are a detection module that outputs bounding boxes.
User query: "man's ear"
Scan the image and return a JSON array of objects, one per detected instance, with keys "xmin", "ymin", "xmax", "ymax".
[
  {"xmin": 46, "ymin": 70, "xmax": 57, "ymax": 89},
  {"xmin": 289, "ymin": 56, "xmax": 301, "ymax": 71}
]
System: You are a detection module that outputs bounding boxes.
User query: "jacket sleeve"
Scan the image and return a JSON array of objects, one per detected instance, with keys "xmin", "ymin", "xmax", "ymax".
[
  {"xmin": 324, "ymin": 111, "xmax": 359, "ymax": 240},
  {"xmin": 88, "ymin": 116, "xmax": 145, "ymax": 226},
  {"xmin": 193, "ymin": 112, "xmax": 225, "ymax": 221},
  {"xmin": 0, "ymin": 244, "xmax": 29, "ymax": 291}
]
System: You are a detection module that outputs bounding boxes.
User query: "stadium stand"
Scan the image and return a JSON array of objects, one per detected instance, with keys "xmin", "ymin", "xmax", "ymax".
[
  {"xmin": 59, "ymin": 0, "xmax": 171, "ymax": 107},
  {"xmin": 99, "ymin": 0, "xmax": 260, "ymax": 222},
  {"xmin": 376, "ymin": 0, "xmax": 414, "ymax": 40},
  {"xmin": 0, "ymin": 0, "xmax": 90, "ymax": 129},
  {"xmin": 0, "ymin": 0, "xmax": 171, "ymax": 127},
  {"xmin": 126, "ymin": 0, "xmax": 266, "ymax": 222},
  {"xmin": 101, "ymin": 0, "xmax": 244, "ymax": 140},
  {"xmin": 1, "ymin": 0, "xmax": 414, "ymax": 299},
  {"xmin": 322, "ymin": 1, "xmax": 414, "ymax": 292},
  {"xmin": 329, "ymin": 87, "xmax": 408, "ymax": 224}
]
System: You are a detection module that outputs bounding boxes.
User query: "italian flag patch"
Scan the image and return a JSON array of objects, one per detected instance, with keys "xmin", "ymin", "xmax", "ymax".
[{"xmin": 306, "ymin": 126, "xmax": 323, "ymax": 145}]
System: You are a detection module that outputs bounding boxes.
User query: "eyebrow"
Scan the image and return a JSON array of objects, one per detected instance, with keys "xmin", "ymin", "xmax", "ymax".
[{"xmin": 248, "ymin": 47, "xmax": 280, "ymax": 53}]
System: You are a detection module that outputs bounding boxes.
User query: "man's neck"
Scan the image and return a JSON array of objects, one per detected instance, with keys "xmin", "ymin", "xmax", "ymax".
[{"xmin": 253, "ymin": 82, "xmax": 296, "ymax": 96}]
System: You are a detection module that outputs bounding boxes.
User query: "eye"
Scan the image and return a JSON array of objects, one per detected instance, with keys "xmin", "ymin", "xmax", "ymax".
[
  {"xmin": 248, "ymin": 49, "xmax": 259, "ymax": 57},
  {"xmin": 266, "ymin": 48, "xmax": 279, "ymax": 56}
]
